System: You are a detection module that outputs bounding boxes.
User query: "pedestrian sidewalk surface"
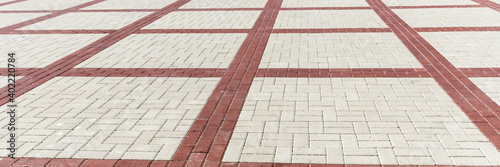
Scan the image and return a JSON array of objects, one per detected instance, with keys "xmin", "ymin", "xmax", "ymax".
[{"xmin": 0, "ymin": 0, "xmax": 500, "ymax": 166}]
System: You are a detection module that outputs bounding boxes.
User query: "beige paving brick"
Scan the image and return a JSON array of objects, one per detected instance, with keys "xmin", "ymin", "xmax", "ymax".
[
  {"xmin": 240, "ymin": 154, "xmax": 275, "ymax": 162},
  {"xmin": 377, "ymin": 148, "xmax": 397, "ymax": 165},
  {"xmin": 122, "ymin": 151, "xmax": 158, "ymax": 160},
  {"xmin": 292, "ymin": 155, "xmax": 326, "ymax": 163},
  {"xmin": 345, "ymin": 156, "xmax": 380, "ymax": 164},
  {"xmin": 25, "ymin": 150, "xmax": 60, "ymax": 158},
  {"xmin": 73, "ymin": 150, "xmax": 109, "ymax": 159},
  {"xmin": 429, "ymin": 149, "xmax": 453, "ymax": 165},
  {"xmin": 451, "ymin": 157, "xmax": 491, "ymax": 166},
  {"xmin": 105, "ymin": 144, "xmax": 130, "ymax": 159},
  {"xmin": 398, "ymin": 156, "xmax": 435, "ymax": 165},
  {"xmin": 481, "ymin": 147, "xmax": 500, "ymax": 166}
]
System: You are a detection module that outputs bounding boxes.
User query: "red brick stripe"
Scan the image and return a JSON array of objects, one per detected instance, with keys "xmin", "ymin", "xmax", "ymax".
[
  {"xmin": 472, "ymin": 0, "xmax": 500, "ymax": 12},
  {"xmin": 8, "ymin": 68, "xmax": 500, "ymax": 78},
  {"xmin": 272, "ymin": 28, "xmax": 392, "ymax": 33},
  {"xmin": 0, "ymin": 0, "xmax": 106, "ymax": 32},
  {"xmin": 461, "ymin": 68, "xmax": 500, "ymax": 77},
  {"xmin": 256, "ymin": 68, "xmax": 431, "ymax": 78},
  {"xmin": 368, "ymin": 0, "xmax": 500, "ymax": 148},
  {"xmin": 136, "ymin": 29, "xmax": 251, "ymax": 33},
  {"xmin": 46, "ymin": 159, "xmax": 85, "ymax": 167},
  {"xmin": 168, "ymin": 0, "xmax": 283, "ymax": 166},
  {"xmin": 11, "ymin": 158, "xmax": 51, "ymax": 166},
  {"xmin": 59, "ymin": 68, "xmax": 225, "ymax": 77},
  {"xmin": 2, "ymin": 30, "xmax": 116, "ymax": 34},
  {"xmin": 222, "ymin": 162, "xmax": 483, "ymax": 167}
]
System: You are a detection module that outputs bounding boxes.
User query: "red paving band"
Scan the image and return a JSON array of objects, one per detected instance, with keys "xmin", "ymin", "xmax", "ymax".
[
  {"xmin": 168, "ymin": 0, "xmax": 284, "ymax": 166},
  {"xmin": 1, "ymin": 0, "xmax": 500, "ymax": 166},
  {"xmin": 472, "ymin": 0, "xmax": 500, "ymax": 11},
  {"xmin": 3, "ymin": 68, "xmax": 500, "ymax": 78}
]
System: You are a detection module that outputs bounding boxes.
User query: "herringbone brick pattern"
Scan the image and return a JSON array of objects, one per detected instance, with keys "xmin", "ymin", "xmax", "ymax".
[
  {"xmin": 0, "ymin": 77, "xmax": 220, "ymax": 160},
  {"xmin": 0, "ymin": 0, "xmax": 499, "ymax": 166},
  {"xmin": 224, "ymin": 78, "xmax": 500, "ymax": 165}
]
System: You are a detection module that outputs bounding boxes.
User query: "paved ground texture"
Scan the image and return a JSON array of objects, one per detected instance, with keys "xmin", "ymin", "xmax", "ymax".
[{"xmin": 0, "ymin": 0, "xmax": 500, "ymax": 166}]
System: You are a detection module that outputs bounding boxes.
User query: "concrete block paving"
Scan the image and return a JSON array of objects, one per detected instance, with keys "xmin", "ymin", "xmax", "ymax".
[{"xmin": 0, "ymin": 0, "xmax": 499, "ymax": 166}]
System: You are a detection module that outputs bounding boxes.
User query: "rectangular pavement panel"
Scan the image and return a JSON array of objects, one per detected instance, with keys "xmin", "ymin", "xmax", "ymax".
[
  {"xmin": 143, "ymin": 11, "xmax": 261, "ymax": 29},
  {"xmin": 223, "ymin": 77, "xmax": 500, "ymax": 165},
  {"xmin": 0, "ymin": 77, "xmax": 220, "ymax": 160},
  {"xmin": 273, "ymin": 10, "xmax": 388, "ymax": 29},
  {"xmin": 180, "ymin": 0, "xmax": 268, "ymax": 9},
  {"xmin": 83, "ymin": 0, "xmax": 177, "ymax": 10},
  {"xmin": 0, "ymin": 34, "xmax": 107, "ymax": 68},
  {"xmin": 393, "ymin": 8, "xmax": 500, "ymax": 27},
  {"xmin": 259, "ymin": 33, "xmax": 422, "ymax": 68},
  {"xmin": 0, "ymin": 13, "xmax": 49, "ymax": 29},
  {"xmin": 281, "ymin": 0, "xmax": 369, "ymax": 8},
  {"xmin": 76, "ymin": 33, "xmax": 247, "ymax": 68},
  {"xmin": 420, "ymin": 32, "xmax": 500, "ymax": 68}
]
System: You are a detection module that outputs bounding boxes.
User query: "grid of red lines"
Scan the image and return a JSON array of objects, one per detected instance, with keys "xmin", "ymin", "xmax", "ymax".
[{"xmin": 1, "ymin": 0, "xmax": 500, "ymax": 166}]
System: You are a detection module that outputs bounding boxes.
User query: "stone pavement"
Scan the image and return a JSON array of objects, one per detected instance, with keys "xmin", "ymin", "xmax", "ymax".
[{"xmin": 0, "ymin": 0, "xmax": 500, "ymax": 166}]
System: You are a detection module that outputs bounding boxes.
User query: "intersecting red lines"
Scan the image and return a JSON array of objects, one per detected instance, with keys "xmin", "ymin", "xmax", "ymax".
[
  {"xmin": 0, "ymin": 0, "xmax": 191, "ymax": 105},
  {"xmin": 368, "ymin": 0, "xmax": 500, "ymax": 149},
  {"xmin": 1, "ymin": 0, "xmax": 500, "ymax": 166},
  {"xmin": 3, "ymin": 68, "xmax": 500, "ymax": 78},
  {"xmin": 472, "ymin": 0, "xmax": 500, "ymax": 11},
  {"xmin": 0, "ymin": 0, "xmax": 106, "ymax": 32},
  {"xmin": 167, "ymin": 0, "xmax": 284, "ymax": 166}
]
